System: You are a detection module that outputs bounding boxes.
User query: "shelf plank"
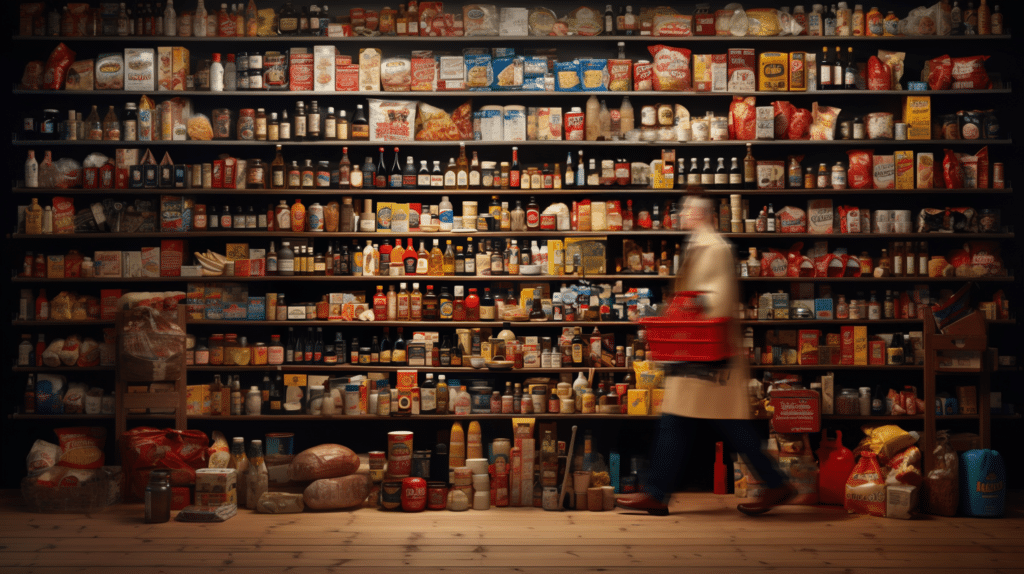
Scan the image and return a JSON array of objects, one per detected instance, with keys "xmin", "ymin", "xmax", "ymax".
[
  {"xmin": 11, "ymin": 88, "xmax": 1013, "ymax": 97},
  {"xmin": 10, "ymin": 187, "xmax": 684, "ymax": 195},
  {"xmin": 10, "ymin": 413, "xmax": 659, "ymax": 421},
  {"xmin": 11, "ymin": 138, "xmax": 1015, "ymax": 147},
  {"xmin": 12, "ymin": 274, "xmax": 1013, "ymax": 283},
  {"xmin": 822, "ymin": 414, "xmax": 925, "ymax": 420},
  {"xmin": 186, "ymin": 365, "xmax": 630, "ymax": 372},
  {"xmin": 750, "ymin": 364, "xmax": 922, "ymax": 370},
  {"xmin": 12, "ymin": 33, "xmax": 1014, "ymax": 42},
  {"xmin": 10, "ymin": 231, "xmax": 1015, "ymax": 240}
]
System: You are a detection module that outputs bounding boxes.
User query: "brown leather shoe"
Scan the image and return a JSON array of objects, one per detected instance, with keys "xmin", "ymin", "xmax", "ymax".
[
  {"xmin": 737, "ymin": 483, "xmax": 798, "ymax": 516},
  {"xmin": 615, "ymin": 493, "xmax": 669, "ymax": 516}
]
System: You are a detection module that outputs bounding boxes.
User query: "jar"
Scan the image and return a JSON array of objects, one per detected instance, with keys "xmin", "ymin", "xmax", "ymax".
[
  {"xmin": 208, "ymin": 334, "xmax": 225, "ymax": 366},
  {"xmin": 411, "ymin": 450, "xmax": 432, "ymax": 478},
  {"xmin": 979, "ymin": 209, "xmax": 1000, "ymax": 233},
  {"xmin": 324, "ymin": 201, "xmax": 340, "ymax": 232},
  {"xmin": 194, "ymin": 338, "xmax": 210, "ymax": 365},
  {"xmin": 307, "ymin": 384, "xmax": 325, "ymax": 415},
  {"xmin": 144, "ymin": 470, "xmax": 171, "ymax": 523},
  {"xmin": 307, "ymin": 202, "xmax": 325, "ymax": 231},
  {"xmin": 230, "ymin": 336, "xmax": 251, "ymax": 366},
  {"xmin": 237, "ymin": 109, "xmax": 256, "ymax": 141},
  {"xmin": 380, "ymin": 480, "xmax": 403, "ymax": 510},
  {"xmin": 859, "ymin": 387, "xmax": 872, "ymax": 416},
  {"xmin": 246, "ymin": 158, "xmax": 266, "ymax": 189},
  {"xmin": 212, "ymin": 108, "xmax": 232, "ymax": 139},
  {"xmin": 836, "ymin": 388, "xmax": 860, "ymax": 415},
  {"xmin": 427, "ymin": 482, "xmax": 448, "ymax": 510},
  {"xmin": 470, "ymin": 386, "xmax": 493, "ymax": 414},
  {"xmin": 251, "ymin": 342, "xmax": 268, "ymax": 365}
]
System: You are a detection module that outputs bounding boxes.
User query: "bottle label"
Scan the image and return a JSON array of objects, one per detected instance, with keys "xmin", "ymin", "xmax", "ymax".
[{"xmin": 420, "ymin": 388, "xmax": 436, "ymax": 411}]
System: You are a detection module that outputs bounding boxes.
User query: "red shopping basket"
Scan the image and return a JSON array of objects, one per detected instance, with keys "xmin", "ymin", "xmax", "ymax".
[{"xmin": 639, "ymin": 292, "xmax": 733, "ymax": 362}]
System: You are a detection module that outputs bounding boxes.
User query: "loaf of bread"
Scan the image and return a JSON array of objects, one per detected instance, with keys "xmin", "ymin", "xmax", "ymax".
[
  {"xmin": 288, "ymin": 444, "xmax": 359, "ymax": 482},
  {"xmin": 303, "ymin": 474, "xmax": 370, "ymax": 510}
]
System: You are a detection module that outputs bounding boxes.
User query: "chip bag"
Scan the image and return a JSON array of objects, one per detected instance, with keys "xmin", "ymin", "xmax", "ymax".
[
  {"xmin": 951, "ymin": 55, "xmax": 991, "ymax": 90},
  {"xmin": 845, "ymin": 451, "xmax": 886, "ymax": 517},
  {"xmin": 728, "ymin": 96, "xmax": 756, "ymax": 140},
  {"xmin": 771, "ymin": 100, "xmax": 795, "ymax": 140},
  {"xmin": 925, "ymin": 55, "xmax": 953, "ymax": 90},
  {"xmin": 866, "ymin": 56, "xmax": 892, "ymax": 90},
  {"xmin": 886, "ymin": 446, "xmax": 923, "ymax": 486},
  {"xmin": 647, "ymin": 44, "xmax": 692, "ymax": 91},
  {"xmin": 846, "ymin": 150, "xmax": 874, "ymax": 189}
]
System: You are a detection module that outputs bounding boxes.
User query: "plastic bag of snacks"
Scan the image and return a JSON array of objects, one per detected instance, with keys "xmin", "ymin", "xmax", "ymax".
[
  {"xmin": 922, "ymin": 430, "xmax": 958, "ymax": 516},
  {"xmin": 877, "ymin": 51, "xmax": 905, "ymax": 88},
  {"xmin": 729, "ymin": 97, "xmax": 756, "ymax": 140},
  {"xmin": 809, "ymin": 103, "xmax": 840, "ymax": 140},
  {"xmin": 924, "ymin": 55, "xmax": 953, "ymax": 90},
  {"xmin": 886, "ymin": 446, "xmax": 923, "ymax": 486},
  {"xmin": 866, "ymin": 56, "xmax": 892, "ymax": 90},
  {"xmin": 900, "ymin": 3, "xmax": 951, "ymax": 36},
  {"xmin": 771, "ymin": 101, "xmax": 795, "ymax": 140},
  {"xmin": 20, "ymin": 60, "xmax": 45, "ymax": 90},
  {"xmin": 951, "ymin": 56, "xmax": 992, "ymax": 90},
  {"xmin": 647, "ymin": 45, "xmax": 692, "ymax": 91},
  {"xmin": 27, "ymin": 440, "xmax": 62, "ymax": 474},
  {"xmin": 845, "ymin": 451, "xmax": 886, "ymax": 516},
  {"xmin": 43, "ymin": 43, "xmax": 76, "ymax": 90},
  {"xmin": 55, "ymin": 427, "xmax": 106, "ymax": 469},
  {"xmin": 846, "ymin": 150, "xmax": 874, "ymax": 189},
  {"xmin": 118, "ymin": 304, "xmax": 186, "ymax": 383},
  {"xmin": 856, "ymin": 424, "xmax": 919, "ymax": 465},
  {"xmin": 953, "ymin": 241, "xmax": 1005, "ymax": 277},
  {"xmin": 788, "ymin": 108, "xmax": 812, "ymax": 139},
  {"xmin": 940, "ymin": 149, "xmax": 964, "ymax": 189},
  {"xmin": 120, "ymin": 427, "xmax": 209, "ymax": 500}
]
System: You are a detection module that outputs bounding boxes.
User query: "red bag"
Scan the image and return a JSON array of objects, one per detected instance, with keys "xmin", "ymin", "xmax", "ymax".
[
  {"xmin": 866, "ymin": 56, "xmax": 892, "ymax": 90},
  {"xmin": 120, "ymin": 427, "xmax": 210, "ymax": 500},
  {"xmin": 817, "ymin": 429, "xmax": 855, "ymax": 505},
  {"xmin": 846, "ymin": 150, "xmax": 874, "ymax": 189},
  {"xmin": 951, "ymin": 55, "xmax": 991, "ymax": 89},
  {"xmin": 788, "ymin": 108, "xmax": 812, "ymax": 140},
  {"xmin": 772, "ymin": 101, "xmax": 796, "ymax": 140},
  {"xmin": 43, "ymin": 42, "xmax": 76, "ymax": 90},
  {"xmin": 927, "ymin": 55, "xmax": 952, "ymax": 90},
  {"xmin": 845, "ymin": 451, "xmax": 886, "ymax": 516},
  {"xmin": 942, "ymin": 149, "xmax": 965, "ymax": 189},
  {"xmin": 729, "ymin": 96, "xmax": 756, "ymax": 141}
]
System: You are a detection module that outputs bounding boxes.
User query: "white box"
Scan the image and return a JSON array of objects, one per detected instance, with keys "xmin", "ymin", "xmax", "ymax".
[
  {"xmin": 807, "ymin": 199, "xmax": 834, "ymax": 234},
  {"xmin": 499, "ymin": 7, "xmax": 529, "ymax": 36},
  {"xmin": 122, "ymin": 251, "xmax": 142, "ymax": 278},
  {"xmin": 886, "ymin": 485, "xmax": 918, "ymax": 519},
  {"xmin": 439, "ymin": 56, "xmax": 465, "ymax": 80},
  {"xmin": 124, "ymin": 48, "xmax": 155, "ymax": 91},
  {"xmin": 755, "ymin": 106, "xmax": 774, "ymax": 140},
  {"xmin": 313, "ymin": 45, "xmax": 336, "ymax": 91}
]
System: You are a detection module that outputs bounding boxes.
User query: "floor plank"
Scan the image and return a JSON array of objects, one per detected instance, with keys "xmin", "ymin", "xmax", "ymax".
[{"xmin": 1, "ymin": 490, "xmax": 1021, "ymax": 573}]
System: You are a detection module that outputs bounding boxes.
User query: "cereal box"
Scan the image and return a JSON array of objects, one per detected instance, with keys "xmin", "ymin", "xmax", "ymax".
[
  {"xmin": 798, "ymin": 330, "xmax": 820, "ymax": 365},
  {"xmin": 873, "ymin": 154, "xmax": 895, "ymax": 189},
  {"xmin": 157, "ymin": 47, "xmax": 172, "ymax": 88},
  {"xmin": 160, "ymin": 239, "xmax": 184, "ymax": 277},
  {"xmin": 916, "ymin": 152, "xmax": 934, "ymax": 188},
  {"xmin": 894, "ymin": 150, "xmax": 914, "ymax": 189},
  {"xmin": 789, "ymin": 52, "xmax": 807, "ymax": 91},
  {"xmin": 411, "ymin": 56, "xmax": 436, "ymax": 91},
  {"xmin": 727, "ymin": 48, "xmax": 755, "ymax": 91},
  {"xmin": 854, "ymin": 326, "xmax": 868, "ymax": 366},
  {"xmin": 807, "ymin": 199, "xmax": 834, "ymax": 233},
  {"xmin": 336, "ymin": 63, "xmax": 359, "ymax": 91},
  {"xmin": 710, "ymin": 54, "xmax": 728, "ymax": 91},
  {"xmin": 313, "ymin": 45, "xmax": 336, "ymax": 91},
  {"xmin": 840, "ymin": 326, "xmax": 855, "ymax": 365},
  {"xmin": 358, "ymin": 47, "xmax": 382, "ymax": 91},
  {"xmin": 288, "ymin": 50, "xmax": 313, "ymax": 91},
  {"xmin": 902, "ymin": 95, "xmax": 931, "ymax": 140},
  {"xmin": 758, "ymin": 52, "xmax": 788, "ymax": 91},
  {"xmin": 124, "ymin": 48, "xmax": 155, "ymax": 91},
  {"xmin": 693, "ymin": 54, "xmax": 713, "ymax": 92},
  {"xmin": 171, "ymin": 46, "xmax": 189, "ymax": 91}
]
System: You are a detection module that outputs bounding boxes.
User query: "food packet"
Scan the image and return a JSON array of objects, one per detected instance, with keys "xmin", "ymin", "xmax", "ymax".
[
  {"xmin": 925, "ymin": 55, "xmax": 953, "ymax": 90},
  {"xmin": 942, "ymin": 149, "xmax": 965, "ymax": 189},
  {"xmin": 846, "ymin": 150, "xmax": 874, "ymax": 189},
  {"xmin": 887, "ymin": 446, "xmax": 923, "ymax": 486},
  {"xmin": 63, "ymin": 382, "xmax": 88, "ymax": 414},
  {"xmin": 845, "ymin": 452, "xmax": 886, "ymax": 516},
  {"xmin": 866, "ymin": 56, "xmax": 892, "ymax": 90},
  {"xmin": 951, "ymin": 55, "xmax": 992, "ymax": 89},
  {"xmin": 463, "ymin": 4, "xmax": 499, "ymax": 36},
  {"xmin": 43, "ymin": 42, "xmax": 76, "ymax": 90},
  {"xmin": 772, "ymin": 101, "xmax": 796, "ymax": 140},
  {"xmin": 901, "ymin": 3, "xmax": 950, "ymax": 36},
  {"xmin": 27, "ymin": 440, "xmax": 62, "ymax": 473},
  {"xmin": 923, "ymin": 431, "xmax": 958, "ymax": 516},
  {"xmin": 729, "ymin": 96, "xmax": 756, "ymax": 140},
  {"xmin": 878, "ymin": 51, "xmax": 905, "ymax": 89},
  {"xmin": 809, "ymin": 103, "xmax": 841, "ymax": 140},
  {"xmin": 554, "ymin": 60, "xmax": 581, "ymax": 91},
  {"xmin": 55, "ymin": 426, "xmax": 106, "ymax": 469},
  {"xmin": 648, "ymin": 45, "xmax": 692, "ymax": 91},
  {"xmin": 788, "ymin": 108, "xmax": 812, "ymax": 139},
  {"xmin": 20, "ymin": 61, "xmax": 45, "ymax": 90},
  {"xmin": 862, "ymin": 424, "xmax": 919, "ymax": 464},
  {"xmin": 207, "ymin": 431, "xmax": 230, "ymax": 468},
  {"xmin": 186, "ymin": 114, "xmax": 213, "ymax": 141},
  {"xmin": 744, "ymin": 8, "xmax": 783, "ymax": 36}
]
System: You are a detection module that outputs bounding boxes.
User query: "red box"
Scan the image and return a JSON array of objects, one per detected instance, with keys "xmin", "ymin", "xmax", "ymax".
[
  {"xmin": 869, "ymin": 340, "xmax": 886, "ymax": 365},
  {"xmin": 223, "ymin": 157, "xmax": 237, "ymax": 189},
  {"xmin": 798, "ymin": 330, "xmax": 820, "ymax": 365},
  {"xmin": 769, "ymin": 389, "xmax": 821, "ymax": 433},
  {"xmin": 694, "ymin": 13, "xmax": 716, "ymax": 35},
  {"xmin": 336, "ymin": 63, "xmax": 359, "ymax": 91},
  {"xmin": 160, "ymin": 240, "xmax": 184, "ymax": 277},
  {"xmin": 171, "ymin": 486, "xmax": 191, "ymax": 510},
  {"xmin": 100, "ymin": 289, "xmax": 123, "ymax": 320},
  {"xmin": 289, "ymin": 52, "xmax": 313, "ymax": 91},
  {"xmin": 212, "ymin": 159, "xmax": 224, "ymax": 188},
  {"xmin": 840, "ymin": 326, "xmax": 855, "ymax": 365}
]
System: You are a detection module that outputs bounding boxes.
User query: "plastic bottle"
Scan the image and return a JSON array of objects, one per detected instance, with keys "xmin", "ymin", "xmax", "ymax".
[
  {"xmin": 619, "ymin": 96, "xmax": 634, "ymax": 136},
  {"xmin": 572, "ymin": 371, "xmax": 588, "ymax": 412},
  {"xmin": 210, "ymin": 53, "xmax": 224, "ymax": 91},
  {"xmin": 585, "ymin": 95, "xmax": 601, "ymax": 141}
]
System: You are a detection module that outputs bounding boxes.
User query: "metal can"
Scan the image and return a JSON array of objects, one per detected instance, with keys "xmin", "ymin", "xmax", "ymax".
[
  {"xmin": 894, "ymin": 122, "xmax": 908, "ymax": 140},
  {"xmin": 387, "ymin": 431, "xmax": 413, "ymax": 478},
  {"xmin": 941, "ymin": 114, "xmax": 959, "ymax": 139},
  {"xmin": 426, "ymin": 482, "xmax": 448, "ymax": 510},
  {"xmin": 237, "ymin": 109, "xmax": 255, "ymax": 141},
  {"xmin": 380, "ymin": 480, "xmax": 403, "ymax": 510},
  {"xmin": 542, "ymin": 486, "xmax": 559, "ymax": 510},
  {"xmin": 564, "ymin": 107, "xmax": 585, "ymax": 141},
  {"xmin": 411, "ymin": 451, "xmax": 432, "ymax": 479},
  {"xmin": 993, "ymin": 162, "xmax": 1005, "ymax": 188},
  {"xmin": 657, "ymin": 104, "xmax": 674, "ymax": 126}
]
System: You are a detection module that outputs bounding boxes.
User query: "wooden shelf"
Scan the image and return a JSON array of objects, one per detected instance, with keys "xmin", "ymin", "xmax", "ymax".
[
  {"xmin": 740, "ymin": 319, "xmax": 924, "ymax": 326},
  {"xmin": 10, "ymin": 274, "xmax": 660, "ymax": 283},
  {"xmin": 11, "ymin": 138, "xmax": 1015, "ymax": 147},
  {"xmin": 11, "ymin": 231, "xmax": 1014, "ymax": 240},
  {"xmin": 10, "ymin": 187, "xmax": 683, "ymax": 196},
  {"xmin": 751, "ymin": 364, "xmax": 922, "ymax": 370},
  {"xmin": 12, "ymin": 34, "xmax": 1014, "ymax": 43},
  {"xmin": 192, "ymin": 320, "xmax": 631, "ymax": 328},
  {"xmin": 822, "ymin": 414, "xmax": 924, "ymax": 421},
  {"xmin": 739, "ymin": 276, "xmax": 1014, "ymax": 283},
  {"xmin": 12, "ymin": 366, "xmax": 115, "ymax": 372},
  {"xmin": 9, "ymin": 412, "xmax": 658, "ymax": 421},
  {"xmin": 187, "ymin": 365, "xmax": 629, "ymax": 373},
  {"xmin": 12, "ymin": 88, "xmax": 1013, "ymax": 97}
]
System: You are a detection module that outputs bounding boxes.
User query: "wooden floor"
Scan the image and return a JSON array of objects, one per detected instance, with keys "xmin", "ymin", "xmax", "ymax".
[{"xmin": 1, "ymin": 490, "xmax": 1022, "ymax": 574}]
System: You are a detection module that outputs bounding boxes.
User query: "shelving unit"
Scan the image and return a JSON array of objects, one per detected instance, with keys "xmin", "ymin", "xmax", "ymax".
[{"xmin": 6, "ymin": 1, "xmax": 1022, "ymax": 492}]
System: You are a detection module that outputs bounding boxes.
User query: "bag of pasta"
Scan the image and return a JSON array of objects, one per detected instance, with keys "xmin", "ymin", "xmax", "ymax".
[{"xmin": 922, "ymin": 430, "xmax": 958, "ymax": 516}]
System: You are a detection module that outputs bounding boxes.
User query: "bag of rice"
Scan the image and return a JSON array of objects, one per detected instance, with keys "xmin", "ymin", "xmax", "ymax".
[
  {"xmin": 809, "ymin": 103, "xmax": 841, "ymax": 140},
  {"xmin": 845, "ymin": 451, "xmax": 886, "ymax": 516},
  {"xmin": 648, "ymin": 45, "xmax": 692, "ymax": 91}
]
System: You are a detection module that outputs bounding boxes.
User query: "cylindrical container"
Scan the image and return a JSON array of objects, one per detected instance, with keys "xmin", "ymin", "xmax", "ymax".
[
  {"xmin": 401, "ymin": 477, "xmax": 427, "ymax": 512},
  {"xmin": 470, "ymin": 386, "xmax": 492, "ymax": 414},
  {"xmin": 691, "ymin": 118, "xmax": 709, "ymax": 141},
  {"xmin": 447, "ymin": 488, "xmax": 470, "ymax": 511},
  {"xmin": 873, "ymin": 209, "xmax": 893, "ymax": 233},
  {"xmin": 307, "ymin": 202, "xmax": 324, "ymax": 231},
  {"xmin": 466, "ymin": 458, "xmax": 489, "ymax": 475},
  {"xmin": 492, "ymin": 439, "xmax": 511, "ymax": 461},
  {"xmin": 144, "ymin": 470, "xmax": 171, "ymax": 523},
  {"xmin": 369, "ymin": 450, "xmax": 387, "ymax": 482},
  {"xmin": 602, "ymin": 485, "xmax": 616, "ymax": 510},
  {"xmin": 387, "ymin": 431, "xmax": 414, "ymax": 478},
  {"xmin": 462, "ymin": 201, "xmax": 478, "ymax": 221},
  {"xmin": 472, "ymin": 473, "xmax": 490, "ymax": 492},
  {"xmin": 979, "ymin": 209, "xmax": 1000, "ymax": 233},
  {"xmin": 380, "ymin": 480, "xmax": 403, "ymax": 510},
  {"xmin": 836, "ymin": 388, "xmax": 860, "ymax": 415},
  {"xmin": 211, "ymin": 108, "xmax": 232, "ymax": 139},
  {"xmin": 503, "ymin": 105, "xmax": 526, "ymax": 141},
  {"xmin": 893, "ymin": 210, "xmax": 912, "ymax": 233},
  {"xmin": 479, "ymin": 105, "xmax": 503, "ymax": 140},
  {"xmin": 859, "ymin": 387, "xmax": 872, "ymax": 416},
  {"xmin": 744, "ymin": 219, "xmax": 756, "ymax": 233},
  {"xmin": 865, "ymin": 112, "xmax": 894, "ymax": 139},
  {"xmin": 427, "ymin": 482, "xmax": 448, "ymax": 510},
  {"xmin": 894, "ymin": 122, "xmax": 908, "ymax": 140},
  {"xmin": 587, "ymin": 486, "xmax": 604, "ymax": 511},
  {"xmin": 564, "ymin": 107, "xmax": 584, "ymax": 141},
  {"xmin": 709, "ymin": 117, "xmax": 729, "ymax": 141},
  {"xmin": 573, "ymin": 470, "xmax": 592, "ymax": 493},
  {"xmin": 542, "ymin": 486, "xmax": 559, "ymax": 510},
  {"xmin": 473, "ymin": 490, "xmax": 490, "ymax": 510},
  {"xmin": 560, "ymin": 397, "xmax": 575, "ymax": 413},
  {"xmin": 453, "ymin": 467, "xmax": 473, "ymax": 486},
  {"xmin": 344, "ymin": 383, "xmax": 361, "ymax": 415},
  {"xmin": 307, "ymin": 385, "xmax": 325, "ymax": 415},
  {"xmin": 265, "ymin": 432, "xmax": 294, "ymax": 456},
  {"xmin": 575, "ymin": 491, "xmax": 588, "ymax": 510}
]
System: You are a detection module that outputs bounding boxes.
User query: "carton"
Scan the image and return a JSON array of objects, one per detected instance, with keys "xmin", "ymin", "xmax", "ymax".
[
  {"xmin": 157, "ymin": 46, "xmax": 173, "ymax": 90},
  {"xmin": 693, "ymin": 54, "xmax": 713, "ymax": 92},
  {"xmin": 886, "ymin": 484, "xmax": 918, "ymax": 519},
  {"xmin": 727, "ymin": 48, "xmax": 756, "ymax": 91},
  {"xmin": 160, "ymin": 240, "xmax": 184, "ymax": 277},
  {"xmin": 627, "ymin": 389, "xmax": 650, "ymax": 415},
  {"xmin": 916, "ymin": 152, "xmax": 934, "ymax": 188},
  {"xmin": 840, "ymin": 326, "xmax": 855, "ymax": 365},
  {"xmin": 798, "ymin": 330, "xmax": 820, "ymax": 365},
  {"xmin": 854, "ymin": 326, "xmax": 868, "ymax": 366},
  {"xmin": 902, "ymin": 95, "xmax": 931, "ymax": 140},
  {"xmin": 894, "ymin": 150, "xmax": 915, "ymax": 189},
  {"xmin": 124, "ymin": 48, "xmax": 155, "ymax": 91},
  {"xmin": 869, "ymin": 340, "xmax": 886, "ymax": 365},
  {"xmin": 758, "ymin": 52, "xmax": 788, "ymax": 91},
  {"xmin": 171, "ymin": 47, "xmax": 189, "ymax": 91},
  {"xmin": 195, "ymin": 468, "xmax": 238, "ymax": 507},
  {"xmin": 710, "ymin": 53, "xmax": 728, "ymax": 92},
  {"xmin": 313, "ymin": 45, "xmax": 336, "ymax": 91},
  {"xmin": 788, "ymin": 51, "xmax": 807, "ymax": 91}
]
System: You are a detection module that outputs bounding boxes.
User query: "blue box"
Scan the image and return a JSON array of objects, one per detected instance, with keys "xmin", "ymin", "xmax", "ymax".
[
  {"xmin": 814, "ymin": 298, "xmax": 834, "ymax": 320},
  {"xmin": 246, "ymin": 297, "xmax": 266, "ymax": 320}
]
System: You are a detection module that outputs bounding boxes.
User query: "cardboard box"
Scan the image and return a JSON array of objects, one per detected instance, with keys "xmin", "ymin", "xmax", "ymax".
[
  {"xmin": 124, "ymin": 48, "xmax": 155, "ymax": 91},
  {"xmin": 94, "ymin": 251, "xmax": 123, "ymax": 277},
  {"xmin": 727, "ymin": 48, "xmax": 756, "ymax": 92},
  {"xmin": 840, "ymin": 326, "xmax": 855, "ymax": 365},
  {"xmin": 627, "ymin": 389, "xmax": 650, "ymax": 415},
  {"xmin": 807, "ymin": 199, "xmax": 834, "ymax": 234},
  {"xmin": 195, "ymin": 468, "xmax": 237, "ymax": 507},
  {"xmin": 894, "ymin": 150, "xmax": 915, "ymax": 190},
  {"xmin": 854, "ymin": 326, "xmax": 868, "ymax": 366},
  {"xmin": 171, "ymin": 46, "xmax": 189, "ymax": 91},
  {"xmin": 693, "ymin": 54, "xmax": 713, "ymax": 92},
  {"xmin": 788, "ymin": 51, "xmax": 806, "ymax": 91},
  {"xmin": 798, "ymin": 330, "xmax": 820, "ymax": 365},
  {"xmin": 651, "ymin": 389, "xmax": 665, "ymax": 415},
  {"xmin": 756, "ymin": 105, "xmax": 775, "ymax": 140},
  {"xmin": 157, "ymin": 46, "xmax": 173, "ymax": 90},
  {"xmin": 769, "ymin": 390, "xmax": 821, "ymax": 433},
  {"xmin": 886, "ymin": 484, "xmax": 919, "ymax": 519},
  {"xmin": 758, "ymin": 52, "xmax": 788, "ymax": 91},
  {"xmin": 100, "ymin": 289, "xmax": 123, "ymax": 321},
  {"xmin": 160, "ymin": 240, "xmax": 184, "ymax": 277},
  {"xmin": 916, "ymin": 152, "xmax": 934, "ymax": 188},
  {"xmin": 821, "ymin": 373, "xmax": 834, "ymax": 414},
  {"xmin": 939, "ymin": 351, "xmax": 983, "ymax": 371},
  {"xmin": 869, "ymin": 340, "xmax": 886, "ymax": 365},
  {"xmin": 313, "ymin": 45, "xmax": 336, "ymax": 91},
  {"xmin": 902, "ymin": 95, "xmax": 931, "ymax": 140}
]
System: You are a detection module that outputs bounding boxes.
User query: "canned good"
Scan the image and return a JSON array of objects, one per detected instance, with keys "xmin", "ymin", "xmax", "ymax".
[
  {"xmin": 427, "ymin": 482, "xmax": 448, "ymax": 510},
  {"xmin": 657, "ymin": 104, "xmax": 674, "ymax": 126},
  {"xmin": 993, "ymin": 162, "xmax": 1005, "ymax": 188},
  {"xmin": 380, "ymin": 480, "xmax": 403, "ymax": 510},
  {"xmin": 387, "ymin": 430, "xmax": 413, "ymax": 478},
  {"xmin": 640, "ymin": 105, "xmax": 657, "ymax": 127},
  {"xmin": 894, "ymin": 122, "xmax": 908, "ymax": 140},
  {"xmin": 839, "ymin": 121, "xmax": 852, "ymax": 139},
  {"xmin": 940, "ymin": 114, "xmax": 959, "ymax": 139}
]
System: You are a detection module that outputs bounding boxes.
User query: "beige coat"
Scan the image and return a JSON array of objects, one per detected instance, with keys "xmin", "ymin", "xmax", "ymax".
[{"xmin": 660, "ymin": 227, "xmax": 752, "ymax": 420}]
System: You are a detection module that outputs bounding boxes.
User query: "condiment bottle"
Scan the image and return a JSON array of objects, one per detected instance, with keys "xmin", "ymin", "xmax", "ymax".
[{"xmin": 144, "ymin": 470, "xmax": 171, "ymax": 523}]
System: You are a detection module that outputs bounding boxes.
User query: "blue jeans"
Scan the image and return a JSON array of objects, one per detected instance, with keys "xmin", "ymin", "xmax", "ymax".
[{"xmin": 642, "ymin": 414, "xmax": 785, "ymax": 502}]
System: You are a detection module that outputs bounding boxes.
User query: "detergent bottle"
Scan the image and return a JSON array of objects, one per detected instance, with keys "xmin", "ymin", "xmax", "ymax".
[{"xmin": 817, "ymin": 429, "xmax": 855, "ymax": 505}]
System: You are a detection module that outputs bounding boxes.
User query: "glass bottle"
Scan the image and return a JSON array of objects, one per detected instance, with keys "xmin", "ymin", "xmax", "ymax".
[{"xmin": 245, "ymin": 440, "xmax": 268, "ymax": 510}]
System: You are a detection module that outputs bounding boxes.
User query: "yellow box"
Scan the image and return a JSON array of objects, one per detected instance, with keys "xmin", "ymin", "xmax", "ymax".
[
  {"xmin": 651, "ymin": 389, "xmax": 665, "ymax": 415},
  {"xmin": 186, "ymin": 385, "xmax": 210, "ymax": 415},
  {"xmin": 788, "ymin": 52, "xmax": 807, "ymax": 91},
  {"xmin": 171, "ymin": 46, "xmax": 190, "ymax": 91},
  {"xmin": 894, "ymin": 150, "xmax": 915, "ymax": 190},
  {"xmin": 902, "ymin": 95, "xmax": 931, "ymax": 140},
  {"xmin": 650, "ymin": 160, "xmax": 673, "ymax": 189},
  {"xmin": 854, "ymin": 326, "xmax": 868, "ymax": 366},
  {"xmin": 627, "ymin": 389, "xmax": 651, "ymax": 415},
  {"xmin": 758, "ymin": 52, "xmax": 788, "ymax": 91},
  {"xmin": 46, "ymin": 255, "xmax": 65, "ymax": 278},
  {"xmin": 225, "ymin": 243, "xmax": 250, "ymax": 261},
  {"xmin": 283, "ymin": 373, "xmax": 308, "ymax": 387},
  {"xmin": 547, "ymin": 240, "xmax": 564, "ymax": 275},
  {"xmin": 693, "ymin": 54, "xmax": 713, "ymax": 92}
]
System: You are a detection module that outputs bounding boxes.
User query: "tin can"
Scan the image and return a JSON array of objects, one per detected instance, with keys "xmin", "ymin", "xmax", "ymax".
[
  {"xmin": 640, "ymin": 105, "xmax": 657, "ymax": 127},
  {"xmin": 237, "ymin": 109, "xmax": 256, "ymax": 141},
  {"xmin": 993, "ymin": 162, "xmax": 1005, "ymax": 188},
  {"xmin": 380, "ymin": 480, "xmax": 403, "ymax": 510},
  {"xmin": 387, "ymin": 431, "xmax": 413, "ymax": 478},
  {"xmin": 894, "ymin": 122, "xmax": 908, "ymax": 140},
  {"xmin": 941, "ymin": 114, "xmax": 959, "ymax": 139},
  {"xmin": 657, "ymin": 104, "xmax": 674, "ymax": 126},
  {"xmin": 542, "ymin": 486, "xmax": 559, "ymax": 510},
  {"xmin": 401, "ymin": 477, "xmax": 427, "ymax": 512},
  {"xmin": 427, "ymin": 482, "xmax": 448, "ymax": 510}
]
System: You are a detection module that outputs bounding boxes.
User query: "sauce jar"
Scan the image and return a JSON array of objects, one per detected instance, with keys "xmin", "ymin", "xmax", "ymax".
[
  {"xmin": 208, "ymin": 334, "xmax": 225, "ymax": 366},
  {"xmin": 237, "ymin": 109, "xmax": 256, "ymax": 141},
  {"xmin": 836, "ymin": 388, "xmax": 860, "ymax": 415}
]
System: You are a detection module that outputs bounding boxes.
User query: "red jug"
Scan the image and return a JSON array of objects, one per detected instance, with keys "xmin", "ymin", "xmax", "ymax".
[{"xmin": 816, "ymin": 429, "xmax": 855, "ymax": 506}]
